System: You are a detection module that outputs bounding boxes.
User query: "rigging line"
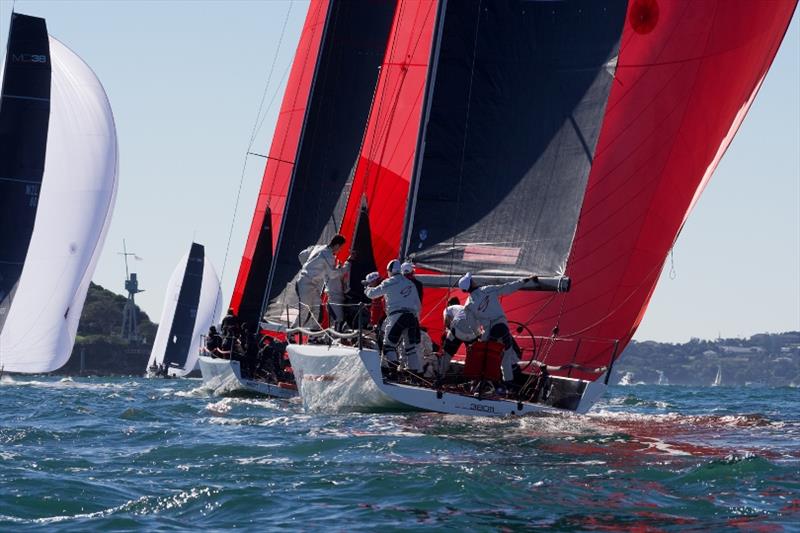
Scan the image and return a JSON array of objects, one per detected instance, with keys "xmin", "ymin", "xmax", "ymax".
[
  {"xmin": 247, "ymin": 1, "xmax": 295, "ymax": 151},
  {"xmin": 218, "ymin": 1, "xmax": 294, "ymax": 286}
]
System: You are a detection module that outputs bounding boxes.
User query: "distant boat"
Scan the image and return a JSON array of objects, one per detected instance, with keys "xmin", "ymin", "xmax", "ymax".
[
  {"xmin": 0, "ymin": 13, "xmax": 118, "ymax": 373},
  {"xmin": 147, "ymin": 243, "xmax": 221, "ymax": 378},
  {"xmin": 712, "ymin": 365, "xmax": 722, "ymax": 387}
]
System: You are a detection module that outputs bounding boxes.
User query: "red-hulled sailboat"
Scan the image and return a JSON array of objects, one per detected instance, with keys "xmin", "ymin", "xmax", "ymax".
[{"xmin": 287, "ymin": 0, "xmax": 797, "ymax": 415}]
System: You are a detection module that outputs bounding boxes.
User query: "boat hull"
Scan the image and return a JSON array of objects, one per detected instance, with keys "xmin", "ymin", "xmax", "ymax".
[
  {"xmin": 286, "ymin": 344, "xmax": 405, "ymax": 412},
  {"xmin": 357, "ymin": 349, "xmax": 607, "ymax": 417},
  {"xmin": 198, "ymin": 356, "xmax": 297, "ymax": 399}
]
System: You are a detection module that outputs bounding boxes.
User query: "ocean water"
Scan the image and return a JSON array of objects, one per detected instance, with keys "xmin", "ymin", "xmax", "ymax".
[{"xmin": 0, "ymin": 377, "xmax": 798, "ymax": 531}]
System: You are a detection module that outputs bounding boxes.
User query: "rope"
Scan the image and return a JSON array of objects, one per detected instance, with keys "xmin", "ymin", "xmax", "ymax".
[{"xmin": 218, "ymin": 1, "xmax": 294, "ymax": 286}]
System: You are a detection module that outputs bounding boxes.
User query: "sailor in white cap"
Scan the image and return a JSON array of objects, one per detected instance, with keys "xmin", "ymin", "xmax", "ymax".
[
  {"xmin": 459, "ymin": 272, "xmax": 536, "ymax": 389},
  {"xmin": 401, "ymin": 261, "xmax": 424, "ymax": 306},
  {"xmin": 364, "ymin": 259, "xmax": 422, "ymax": 377}
]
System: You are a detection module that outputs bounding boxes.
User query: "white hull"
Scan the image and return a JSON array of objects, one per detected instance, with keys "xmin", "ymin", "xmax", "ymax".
[
  {"xmin": 286, "ymin": 344, "xmax": 405, "ymax": 412},
  {"xmin": 198, "ymin": 356, "xmax": 296, "ymax": 399},
  {"xmin": 358, "ymin": 350, "xmax": 607, "ymax": 417}
]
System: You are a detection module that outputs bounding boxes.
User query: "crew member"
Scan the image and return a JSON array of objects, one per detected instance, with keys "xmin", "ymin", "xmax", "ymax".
[
  {"xmin": 459, "ymin": 272, "xmax": 535, "ymax": 390},
  {"xmin": 364, "ymin": 260, "xmax": 422, "ymax": 377},
  {"xmin": 221, "ymin": 308, "xmax": 240, "ymax": 335},
  {"xmin": 326, "ymin": 257, "xmax": 351, "ymax": 332},
  {"xmin": 401, "ymin": 262, "xmax": 424, "ymax": 306},
  {"xmin": 205, "ymin": 326, "xmax": 223, "ymax": 357},
  {"xmin": 440, "ymin": 296, "xmax": 481, "ymax": 378},
  {"xmin": 296, "ymin": 234, "xmax": 346, "ymax": 329},
  {"xmin": 361, "ymin": 272, "xmax": 384, "ymax": 329}
]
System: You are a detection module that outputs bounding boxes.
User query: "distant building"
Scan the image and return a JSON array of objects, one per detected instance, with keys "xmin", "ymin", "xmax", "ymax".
[{"xmin": 719, "ymin": 345, "xmax": 765, "ymax": 354}]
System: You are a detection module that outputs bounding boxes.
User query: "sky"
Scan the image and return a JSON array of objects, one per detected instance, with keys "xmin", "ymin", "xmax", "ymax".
[{"xmin": 0, "ymin": 1, "xmax": 797, "ymax": 343}]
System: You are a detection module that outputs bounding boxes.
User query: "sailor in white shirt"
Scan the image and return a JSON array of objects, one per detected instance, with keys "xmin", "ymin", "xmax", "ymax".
[
  {"xmin": 295, "ymin": 234, "xmax": 346, "ymax": 329},
  {"xmin": 459, "ymin": 272, "xmax": 535, "ymax": 385},
  {"xmin": 439, "ymin": 297, "xmax": 481, "ymax": 378},
  {"xmin": 364, "ymin": 259, "xmax": 422, "ymax": 374}
]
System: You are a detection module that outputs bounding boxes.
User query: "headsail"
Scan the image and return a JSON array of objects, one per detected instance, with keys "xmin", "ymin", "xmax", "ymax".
[
  {"xmin": 258, "ymin": 0, "xmax": 396, "ymax": 325},
  {"xmin": 148, "ymin": 243, "xmax": 222, "ymax": 377},
  {"xmin": 0, "ymin": 15, "xmax": 118, "ymax": 373},
  {"xmin": 403, "ymin": 1, "xmax": 626, "ymax": 280}
]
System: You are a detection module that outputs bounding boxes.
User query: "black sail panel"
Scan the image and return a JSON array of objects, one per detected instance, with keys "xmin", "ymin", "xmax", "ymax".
[
  {"xmin": 163, "ymin": 243, "xmax": 204, "ymax": 369},
  {"xmin": 264, "ymin": 0, "xmax": 396, "ymax": 321},
  {"xmin": 405, "ymin": 1, "xmax": 626, "ymax": 278},
  {"xmin": 0, "ymin": 13, "xmax": 51, "ymax": 331},
  {"xmin": 346, "ymin": 199, "xmax": 379, "ymax": 305},
  {"xmin": 237, "ymin": 208, "xmax": 273, "ymax": 330}
]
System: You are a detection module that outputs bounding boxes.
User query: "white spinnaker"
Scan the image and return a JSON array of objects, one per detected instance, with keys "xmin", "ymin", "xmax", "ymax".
[
  {"xmin": 0, "ymin": 37, "xmax": 118, "ymax": 373},
  {"xmin": 148, "ymin": 249, "xmax": 222, "ymax": 377}
]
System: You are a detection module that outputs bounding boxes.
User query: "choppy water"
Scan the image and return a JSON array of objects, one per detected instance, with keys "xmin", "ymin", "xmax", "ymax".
[{"xmin": 1, "ymin": 376, "xmax": 798, "ymax": 531}]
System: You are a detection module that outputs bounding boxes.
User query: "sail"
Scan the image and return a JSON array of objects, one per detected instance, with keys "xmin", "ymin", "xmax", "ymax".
[
  {"xmin": 261, "ymin": 0, "xmax": 396, "ymax": 324},
  {"xmin": 336, "ymin": 0, "xmax": 440, "ymax": 276},
  {"xmin": 349, "ymin": 0, "xmax": 796, "ymax": 379},
  {"xmin": 0, "ymin": 19, "xmax": 118, "ymax": 373},
  {"xmin": 148, "ymin": 243, "xmax": 222, "ymax": 377},
  {"xmin": 403, "ymin": 1, "xmax": 626, "ymax": 279},
  {"xmin": 0, "ymin": 14, "xmax": 51, "ymax": 333},
  {"xmin": 230, "ymin": 0, "xmax": 329, "ymax": 318}
]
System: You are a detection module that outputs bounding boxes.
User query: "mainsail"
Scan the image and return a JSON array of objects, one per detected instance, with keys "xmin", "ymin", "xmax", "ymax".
[
  {"xmin": 148, "ymin": 243, "xmax": 222, "ymax": 377},
  {"xmin": 0, "ymin": 13, "xmax": 118, "ymax": 373},
  {"xmin": 233, "ymin": 0, "xmax": 396, "ymax": 326},
  {"xmin": 339, "ymin": 0, "xmax": 797, "ymax": 379}
]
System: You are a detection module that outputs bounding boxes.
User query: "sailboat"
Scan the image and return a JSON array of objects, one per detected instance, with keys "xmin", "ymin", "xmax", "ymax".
[
  {"xmin": 198, "ymin": 0, "xmax": 396, "ymax": 396},
  {"xmin": 712, "ymin": 365, "xmax": 722, "ymax": 387},
  {"xmin": 146, "ymin": 243, "xmax": 221, "ymax": 378},
  {"xmin": 0, "ymin": 13, "xmax": 118, "ymax": 374},
  {"xmin": 288, "ymin": 0, "xmax": 797, "ymax": 416}
]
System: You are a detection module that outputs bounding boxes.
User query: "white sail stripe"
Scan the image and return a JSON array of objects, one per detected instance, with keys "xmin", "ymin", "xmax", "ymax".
[{"xmin": 1, "ymin": 94, "xmax": 50, "ymax": 102}]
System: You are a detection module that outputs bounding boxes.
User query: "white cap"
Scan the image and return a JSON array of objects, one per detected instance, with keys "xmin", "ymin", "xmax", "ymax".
[
  {"xmin": 362, "ymin": 271, "xmax": 380, "ymax": 285},
  {"xmin": 400, "ymin": 262, "xmax": 414, "ymax": 275},
  {"xmin": 386, "ymin": 259, "xmax": 401, "ymax": 276},
  {"xmin": 457, "ymin": 272, "xmax": 473, "ymax": 291}
]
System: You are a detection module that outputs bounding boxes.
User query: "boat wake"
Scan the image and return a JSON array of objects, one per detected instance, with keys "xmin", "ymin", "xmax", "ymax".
[{"xmin": 300, "ymin": 353, "xmax": 394, "ymax": 413}]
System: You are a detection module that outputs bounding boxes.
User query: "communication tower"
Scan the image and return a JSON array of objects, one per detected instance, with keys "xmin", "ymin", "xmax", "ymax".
[{"xmin": 119, "ymin": 240, "xmax": 144, "ymax": 341}]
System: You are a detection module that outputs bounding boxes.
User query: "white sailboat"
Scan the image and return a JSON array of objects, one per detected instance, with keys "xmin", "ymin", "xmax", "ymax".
[
  {"xmin": 712, "ymin": 365, "xmax": 722, "ymax": 387},
  {"xmin": 0, "ymin": 13, "xmax": 118, "ymax": 373},
  {"xmin": 147, "ymin": 243, "xmax": 221, "ymax": 378}
]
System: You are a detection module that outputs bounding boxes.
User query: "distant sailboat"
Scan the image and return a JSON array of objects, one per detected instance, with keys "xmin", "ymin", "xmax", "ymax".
[
  {"xmin": 712, "ymin": 365, "xmax": 723, "ymax": 387},
  {"xmin": 0, "ymin": 13, "xmax": 118, "ymax": 373},
  {"xmin": 147, "ymin": 243, "xmax": 221, "ymax": 378}
]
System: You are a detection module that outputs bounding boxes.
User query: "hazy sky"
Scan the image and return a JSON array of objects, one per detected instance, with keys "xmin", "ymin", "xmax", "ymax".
[{"xmin": 1, "ymin": 1, "xmax": 798, "ymax": 343}]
